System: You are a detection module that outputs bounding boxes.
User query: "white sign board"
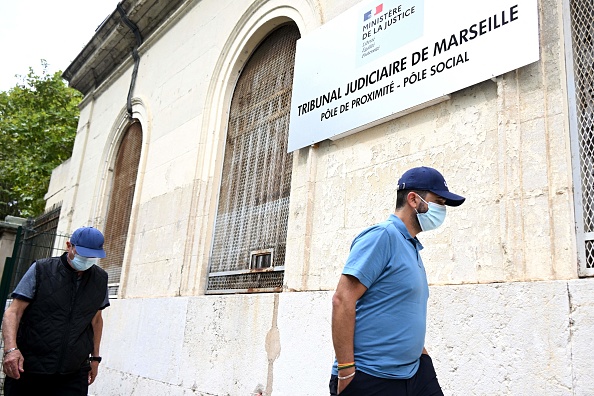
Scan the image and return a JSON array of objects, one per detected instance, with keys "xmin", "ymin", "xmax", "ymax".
[{"xmin": 287, "ymin": 0, "xmax": 540, "ymax": 152}]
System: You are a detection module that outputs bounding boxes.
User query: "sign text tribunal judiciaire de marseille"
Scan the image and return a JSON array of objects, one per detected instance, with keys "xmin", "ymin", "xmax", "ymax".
[{"xmin": 287, "ymin": 0, "xmax": 540, "ymax": 152}]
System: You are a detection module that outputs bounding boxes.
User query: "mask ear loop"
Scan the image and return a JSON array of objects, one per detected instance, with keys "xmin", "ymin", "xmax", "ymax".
[{"xmin": 414, "ymin": 193, "xmax": 428, "ymax": 214}]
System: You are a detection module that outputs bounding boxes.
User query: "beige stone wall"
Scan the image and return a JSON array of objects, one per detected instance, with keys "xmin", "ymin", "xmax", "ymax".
[
  {"xmin": 58, "ymin": 0, "xmax": 578, "ymax": 297},
  {"xmin": 0, "ymin": 229, "xmax": 17, "ymax": 276},
  {"xmin": 44, "ymin": 158, "xmax": 71, "ymax": 210},
  {"xmin": 51, "ymin": 0, "xmax": 594, "ymax": 394},
  {"xmin": 56, "ymin": 0, "xmax": 321, "ymax": 298},
  {"xmin": 286, "ymin": 0, "xmax": 576, "ymax": 290},
  {"xmin": 90, "ymin": 280, "xmax": 594, "ymax": 395}
]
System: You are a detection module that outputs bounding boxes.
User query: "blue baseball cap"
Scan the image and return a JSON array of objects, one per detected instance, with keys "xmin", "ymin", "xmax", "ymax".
[
  {"xmin": 70, "ymin": 227, "xmax": 106, "ymax": 258},
  {"xmin": 397, "ymin": 166, "xmax": 465, "ymax": 206}
]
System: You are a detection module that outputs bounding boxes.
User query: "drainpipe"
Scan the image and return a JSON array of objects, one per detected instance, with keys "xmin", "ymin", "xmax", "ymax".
[{"xmin": 117, "ymin": 3, "xmax": 143, "ymax": 118}]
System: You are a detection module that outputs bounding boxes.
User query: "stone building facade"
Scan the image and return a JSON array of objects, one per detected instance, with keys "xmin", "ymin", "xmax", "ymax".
[{"xmin": 46, "ymin": 0, "xmax": 594, "ymax": 394}]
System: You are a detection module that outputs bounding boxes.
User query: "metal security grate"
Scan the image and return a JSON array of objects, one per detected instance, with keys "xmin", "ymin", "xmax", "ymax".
[
  {"xmin": 102, "ymin": 122, "xmax": 142, "ymax": 296},
  {"xmin": 585, "ymin": 240, "xmax": 594, "ymax": 269},
  {"xmin": 207, "ymin": 271, "xmax": 286, "ymax": 293},
  {"xmin": 569, "ymin": 0, "xmax": 594, "ymax": 273},
  {"xmin": 207, "ymin": 24, "xmax": 300, "ymax": 293},
  {"xmin": 250, "ymin": 249, "xmax": 274, "ymax": 269}
]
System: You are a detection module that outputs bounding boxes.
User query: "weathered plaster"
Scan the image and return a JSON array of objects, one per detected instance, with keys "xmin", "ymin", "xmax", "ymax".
[
  {"xmin": 91, "ymin": 280, "xmax": 594, "ymax": 395},
  {"xmin": 50, "ymin": 0, "xmax": 594, "ymax": 395}
]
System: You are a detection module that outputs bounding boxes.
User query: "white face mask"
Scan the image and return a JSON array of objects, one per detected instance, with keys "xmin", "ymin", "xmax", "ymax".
[
  {"xmin": 415, "ymin": 194, "xmax": 447, "ymax": 232},
  {"xmin": 71, "ymin": 254, "xmax": 99, "ymax": 271}
]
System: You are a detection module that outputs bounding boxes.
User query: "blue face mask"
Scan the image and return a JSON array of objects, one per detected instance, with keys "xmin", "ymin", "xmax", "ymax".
[
  {"xmin": 415, "ymin": 194, "xmax": 447, "ymax": 232},
  {"xmin": 71, "ymin": 254, "xmax": 99, "ymax": 271}
]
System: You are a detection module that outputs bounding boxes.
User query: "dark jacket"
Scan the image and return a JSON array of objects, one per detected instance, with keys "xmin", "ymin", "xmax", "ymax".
[{"xmin": 17, "ymin": 253, "xmax": 108, "ymax": 374}]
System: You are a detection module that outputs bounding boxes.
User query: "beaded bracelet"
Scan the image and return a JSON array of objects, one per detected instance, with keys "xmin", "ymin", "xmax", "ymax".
[{"xmin": 3, "ymin": 347, "xmax": 18, "ymax": 357}]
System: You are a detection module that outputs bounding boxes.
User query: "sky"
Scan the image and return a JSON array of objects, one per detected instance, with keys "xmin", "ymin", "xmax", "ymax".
[{"xmin": 0, "ymin": 0, "xmax": 120, "ymax": 92}]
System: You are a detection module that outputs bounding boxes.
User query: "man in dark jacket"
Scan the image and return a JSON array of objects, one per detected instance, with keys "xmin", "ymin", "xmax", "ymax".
[{"xmin": 2, "ymin": 226, "xmax": 110, "ymax": 396}]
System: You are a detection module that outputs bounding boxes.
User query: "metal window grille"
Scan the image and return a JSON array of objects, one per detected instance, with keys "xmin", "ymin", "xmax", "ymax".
[
  {"xmin": 569, "ymin": 0, "xmax": 594, "ymax": 276},
  {"xmin": 102, "ymin": 122, "xmax": 142, "ymax": 296},
  {"xmin": 207, "ymin": 24, "xmax": 300, "ymax": 293}
]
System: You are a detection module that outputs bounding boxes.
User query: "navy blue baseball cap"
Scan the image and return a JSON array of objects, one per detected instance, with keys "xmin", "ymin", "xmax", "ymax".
[
  {"xmin": 70, "ymin": 227, "xmax": 106, "ymax": 258},
  {"xmin": 397, "ymin": 166, "xmax": 465, "ymax": 206}
]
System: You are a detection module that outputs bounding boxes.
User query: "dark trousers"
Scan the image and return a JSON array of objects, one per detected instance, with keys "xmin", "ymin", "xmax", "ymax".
[
  {"xmin": 4, "ymin": 367, "xmax": 90, "ymax": 396},
  {"xmin": 330, "ymin": 355, "xmax": 444, "ymax": 396}
]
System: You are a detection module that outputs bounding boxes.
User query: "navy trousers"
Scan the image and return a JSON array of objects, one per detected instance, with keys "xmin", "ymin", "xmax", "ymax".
[{"xmin": 330, "ymin": 354, "xmax": 444, "ymax": 396}]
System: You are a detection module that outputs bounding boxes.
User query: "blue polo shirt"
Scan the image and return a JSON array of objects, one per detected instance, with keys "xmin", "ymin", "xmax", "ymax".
[{"xmin": 332, "ymin": 214, "xmax": 429, "ymax": 379}]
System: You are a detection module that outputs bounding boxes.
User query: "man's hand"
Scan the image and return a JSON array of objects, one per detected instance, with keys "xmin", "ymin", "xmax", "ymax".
[
  {"xmin": 2, "ymin": 299, "xmax": 29, "ymax": 380},
  {"xmin": 332, "ymin": 275, "xmax": 366, "ymax": 394},
  {"xmin": 3, "ymin": 349, "xmax": 24, "ymax": 379},
  {"xmin": 90, "ymin": 310, "xmax": 103, "ymax": 386},
  {"xmin": 88, "ymin": 360, "xmax": 99, "ymax": 384},
  {"xmin": 337, "ymin": 368, "xmax": 356, "ymax": 394}
]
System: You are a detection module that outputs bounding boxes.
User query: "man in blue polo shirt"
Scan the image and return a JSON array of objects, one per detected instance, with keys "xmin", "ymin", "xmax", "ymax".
[{"xmin": 330, "ymin": 166, "xmax": 465, "ymax": 395}]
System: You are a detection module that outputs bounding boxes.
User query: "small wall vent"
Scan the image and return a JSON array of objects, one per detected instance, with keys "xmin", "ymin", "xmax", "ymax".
[{"xmin": 250, "ymin": 249, "xmax": 273, "ymax": 270}]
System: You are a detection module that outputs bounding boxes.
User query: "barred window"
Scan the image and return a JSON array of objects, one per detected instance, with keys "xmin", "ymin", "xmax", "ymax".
[
  {"xmin": 206, "ymin": 24, "xmax": 300, "ymax": 293},
  {"xmin": 102, "ymin": 122, "xmax": 142, "ymax": 295},
  {"xmin": 568, "ymin": 0, "xmax": 594, "ymax": 276}
]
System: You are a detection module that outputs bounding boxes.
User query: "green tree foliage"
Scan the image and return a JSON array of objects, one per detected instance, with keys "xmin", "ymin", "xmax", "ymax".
[{"xmin": 0, "ymin": 60, "xmax": 82, "ymax": 219}]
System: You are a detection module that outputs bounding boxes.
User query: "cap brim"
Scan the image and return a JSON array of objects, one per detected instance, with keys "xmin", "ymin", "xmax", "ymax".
[
  {"xmin": 431, "ymin": 190, "xmax": 466, "ymax": 207},
  {"xmin": 75, "ymin": 245, "xmax": 106, "ymax": 258}
]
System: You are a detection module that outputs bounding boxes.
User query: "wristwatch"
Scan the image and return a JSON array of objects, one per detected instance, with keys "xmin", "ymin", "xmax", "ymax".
[{"xmin": 89, "ymin": 356, "xmax": 102, "ymax": 363}]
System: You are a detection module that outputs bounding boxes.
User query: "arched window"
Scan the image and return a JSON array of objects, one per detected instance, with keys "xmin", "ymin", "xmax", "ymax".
[
  {"xmin": 207, "ymin": 24, "xmax": 300, "ymax": 293},
  {"xmin": 102, "ymin": 122, "xmax": 142, "ymax": 296}
]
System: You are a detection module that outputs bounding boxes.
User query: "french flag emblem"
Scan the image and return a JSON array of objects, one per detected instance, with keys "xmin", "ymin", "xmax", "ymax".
[{"xmin": 364, "ymin": 4, "xmax": 383, "ymax": 21}]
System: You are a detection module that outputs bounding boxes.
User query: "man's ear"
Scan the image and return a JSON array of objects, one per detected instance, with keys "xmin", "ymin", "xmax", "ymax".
[{"xmin": 407, "ymin": 192, "xmax": 419, "ymax": 208}]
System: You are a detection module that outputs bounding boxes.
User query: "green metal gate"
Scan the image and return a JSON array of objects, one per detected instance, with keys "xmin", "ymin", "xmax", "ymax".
[{"xmin": 0, "ymin": 206, "xmax": 68, "ymax": 317}]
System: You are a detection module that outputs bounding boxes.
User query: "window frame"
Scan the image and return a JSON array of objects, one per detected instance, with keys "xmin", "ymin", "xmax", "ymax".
[
  {"xmin": 206, "ymin": 24, "xmax": 300, "ymax": 293},
  {"xmin": 564, "ymin": 0, "xmax": 594, "ymax": 277}
]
